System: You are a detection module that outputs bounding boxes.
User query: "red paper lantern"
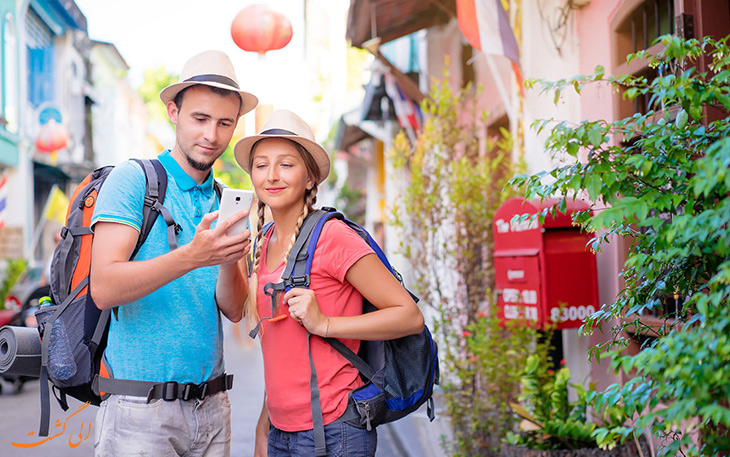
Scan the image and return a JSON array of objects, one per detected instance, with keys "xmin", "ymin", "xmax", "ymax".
[
  {"xmin": 231, "ymin": 4, "xmax": 293, "ymax": 56},
  {"xmin": 35, "ymin": 120, "xmax": 69, "ymax": 153}
]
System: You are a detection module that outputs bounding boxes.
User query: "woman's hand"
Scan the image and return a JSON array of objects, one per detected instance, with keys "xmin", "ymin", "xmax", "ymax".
[
  {"xmin": 283, "ymin": 288, "xmax": 328, "ymax": 336},
  {"xmin": 254, "ymin": 430, "xmax": 268, "ymax": 457}
]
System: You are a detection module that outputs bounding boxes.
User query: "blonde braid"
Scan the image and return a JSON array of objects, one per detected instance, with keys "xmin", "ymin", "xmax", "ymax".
[
  {"xmin": 280, "ymin": 184, "xmax": 318, "ymax": 267},
  {"xmin": 245, "ymin": 200, "xmax": 267, "ymax": 327},
  {"xmin": 306, "ymin": 184, "xmax": 318, "ymax": 209},
  {"xmin": 281, "ymin": 204, "xmax": 310, "ymax": 266}
]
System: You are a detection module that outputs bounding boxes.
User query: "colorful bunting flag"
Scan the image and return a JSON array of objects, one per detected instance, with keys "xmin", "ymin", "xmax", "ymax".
[
  {"xmin": 384, "ymin": 73, "xmax": 422, "ymax": 142},
  {"xmin": 456, "ymin": 0, "xmax": 523, "ymax": 88}
]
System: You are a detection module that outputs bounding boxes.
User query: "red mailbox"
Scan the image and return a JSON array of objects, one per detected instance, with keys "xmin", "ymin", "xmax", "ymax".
[{"xmin": 493, "ymin": 197, "xmax": 599, "ymax": 330}]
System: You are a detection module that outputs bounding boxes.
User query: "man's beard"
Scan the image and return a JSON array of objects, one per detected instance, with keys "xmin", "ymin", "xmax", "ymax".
[{"xmin": 185, "ymin": 153, "xmax": 215, "ymax": 171}]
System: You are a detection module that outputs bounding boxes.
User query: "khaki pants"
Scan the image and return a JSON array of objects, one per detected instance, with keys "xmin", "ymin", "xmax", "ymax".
[{"xmin": 94, "ymin": 391, "xmax": 231, "ymax": 457}]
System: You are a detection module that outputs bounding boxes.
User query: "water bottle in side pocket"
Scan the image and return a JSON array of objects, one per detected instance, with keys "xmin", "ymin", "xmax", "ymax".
[{"xmin": 36, "ymin": 297, "xmax": 77, "ymax": 381}]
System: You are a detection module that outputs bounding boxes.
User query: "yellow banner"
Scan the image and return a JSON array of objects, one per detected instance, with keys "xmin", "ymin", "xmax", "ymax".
[{"xmin": 44, "ymin": 185, "xmax": 69, "ymax": 225}]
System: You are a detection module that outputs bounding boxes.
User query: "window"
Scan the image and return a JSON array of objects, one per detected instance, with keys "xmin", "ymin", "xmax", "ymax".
[
  {"xmin": 615, "ymin": 0, "xmax": 674, "ymax": 59},
  {"xmin": 614, "ymin": 0, "xmax": 674, "ymax": 119},
  {"xmin": 25, "ymin": 6, "xmax": 54, "ymax": 108},
  {"xmin": 3, "ymin": 13, "xmax": 18, "ymax": 133},
  {"xmin": 461, "ymin": 43, "xmax": 475, "ymax": 89}
]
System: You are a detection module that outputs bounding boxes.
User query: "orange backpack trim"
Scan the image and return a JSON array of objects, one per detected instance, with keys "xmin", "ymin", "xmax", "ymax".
[{"xmin": 67, "ymin": 182, "xmax": 98, "ymax": 301}]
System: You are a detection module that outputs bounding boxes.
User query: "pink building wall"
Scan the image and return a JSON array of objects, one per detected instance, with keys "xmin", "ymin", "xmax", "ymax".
[{"xmin": 574, "ymin": 0, "xmax": 626, "ymax": 392}]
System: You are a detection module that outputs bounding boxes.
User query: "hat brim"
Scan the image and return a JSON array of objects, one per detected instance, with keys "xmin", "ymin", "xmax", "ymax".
[
  {"xmin": 159, "ymin": 81, "xmax": 258, "ymax": 117},
  {"xmin": 234, "ymin": 135, "xmax": 330, "ymax": 184}
]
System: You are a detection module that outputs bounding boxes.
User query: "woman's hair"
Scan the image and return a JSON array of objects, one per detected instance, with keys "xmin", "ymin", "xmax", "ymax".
[{"xmin": 244, "ymin": 138, "xmax": 321, "ymax": 328}]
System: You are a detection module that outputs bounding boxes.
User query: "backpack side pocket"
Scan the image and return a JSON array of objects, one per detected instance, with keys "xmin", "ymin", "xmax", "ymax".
[{"xmin": 346, "ymin": 382, "xmax": 386, "ymax": 431}]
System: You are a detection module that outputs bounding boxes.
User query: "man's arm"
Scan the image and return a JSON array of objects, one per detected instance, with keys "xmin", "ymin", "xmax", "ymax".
[
  {"xmin": 215, "ymin": 254, "xmax": 248, "ymax": 322},
  {"xmin": 90, "ymin": 210, "xmax": 250, "ymax": 310}
]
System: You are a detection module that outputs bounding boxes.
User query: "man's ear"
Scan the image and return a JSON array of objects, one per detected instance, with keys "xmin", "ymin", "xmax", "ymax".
[{"xmin": 166, "ymin": 100, "xmax": 179, "ymax": 125}]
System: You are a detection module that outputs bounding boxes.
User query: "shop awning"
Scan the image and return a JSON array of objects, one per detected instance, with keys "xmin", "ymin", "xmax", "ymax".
[
  {"xmin": 33, "ymin": 160, "xmax": 71, "ymax": 182},
  {"xmin": 334, "ymin": 110, "xmax": 373, "ymax": 151},
  {"xmin": 33, "ymin": 0, "xmax": 88, "ymax": 34},
  {"xmin": 33, "ymin": 159, "xmax": 94, "ymax": 184},
  {"xmin": 347, "ymin": 0, "xmax": 455, "ymax": 49}
]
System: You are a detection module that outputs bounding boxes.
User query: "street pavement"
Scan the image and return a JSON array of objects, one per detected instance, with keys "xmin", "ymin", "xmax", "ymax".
[{"xmin": 0, "ymin": 322, "xmax": 451, "ymax": 456}]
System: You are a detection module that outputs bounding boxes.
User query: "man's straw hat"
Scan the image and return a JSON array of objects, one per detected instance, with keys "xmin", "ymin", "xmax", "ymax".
[
  {"xmin": 159, "ymin": 50, "xmax": 258, "ymax": 117},
  {"xmin": 234, "ymin": 110, "xmax": 330, "ymax": 183}
]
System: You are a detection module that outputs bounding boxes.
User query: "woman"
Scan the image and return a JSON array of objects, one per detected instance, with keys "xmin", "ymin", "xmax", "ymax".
[{"xmin": 234, "ymin": 110, "xmax": 424, "ymax": 456}]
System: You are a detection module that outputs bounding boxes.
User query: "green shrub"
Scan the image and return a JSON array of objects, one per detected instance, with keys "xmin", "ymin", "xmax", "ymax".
[
  {"xmin": 390, "ymin": 73, "xmax": 532, "ymax": 456},
  {"xmin": 510, "ymin": 35, "xmax": 730, "ymax": 456}
]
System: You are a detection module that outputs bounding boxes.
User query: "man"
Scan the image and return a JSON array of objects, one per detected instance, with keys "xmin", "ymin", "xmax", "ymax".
[{"xmin": 89, "ymin": 50, "xmax": 257, "ymax": 456}]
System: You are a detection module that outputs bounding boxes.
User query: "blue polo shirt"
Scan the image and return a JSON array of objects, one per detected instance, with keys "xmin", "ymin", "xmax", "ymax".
[{"xmin": 91, "ymin": 150, "xmax": 223, "ymax": 384}]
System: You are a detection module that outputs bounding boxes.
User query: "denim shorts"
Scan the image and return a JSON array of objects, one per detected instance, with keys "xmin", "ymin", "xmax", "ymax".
[
  {"xmin": 94, "ymin": 391, "xmax": 231, "ymax": 456},
  {"xmin": 268, "ymin": 422, "xmax": 377, "ymax": 457}
]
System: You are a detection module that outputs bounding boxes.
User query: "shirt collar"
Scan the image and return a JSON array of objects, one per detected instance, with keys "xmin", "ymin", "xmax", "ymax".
[{"xmin": 158, "ymin": 149, "xmax": 215, "ymax": 195}]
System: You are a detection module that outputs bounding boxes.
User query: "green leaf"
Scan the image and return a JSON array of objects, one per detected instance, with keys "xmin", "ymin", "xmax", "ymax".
[
  {"xmin": 641, "ymin": 159, "xmax": 653, "ymax": 176},
  {"xmin": 573, "ymin": 80, "xmax": 582, "ymax": 95},
  {"xmin": 594, "ymin": 65, "xmax": 605, "ymax": 80},
  {"xmin": 585, "ymin": 174, "xmax": 602, "ymax": 201},
  {"xmin": 567, "ymin": 141, "xmax": 579, "ymax": 156},
  {"xmin": 675, "ymin": 109, "xmax": 689, "ymax": 129},
  {"xmin": 587, "ymin": 127, "xmax": 604, "ymax": 148},
  {"xmin": 554, "ymin": 88, "xmax": 563, "ymax": 105},
  {"xmin": 509, "ymin": 402, "xmax": 543, "ymax": 427}
]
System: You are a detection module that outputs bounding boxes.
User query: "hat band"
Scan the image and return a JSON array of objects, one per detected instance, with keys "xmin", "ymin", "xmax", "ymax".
[
  {"xmin": 260, "ymin": 128, "xmax": 297, "ymax": 136},
  {"xmin": 184, "ymin": 74, "xmax": 240, "ymax": 89}
]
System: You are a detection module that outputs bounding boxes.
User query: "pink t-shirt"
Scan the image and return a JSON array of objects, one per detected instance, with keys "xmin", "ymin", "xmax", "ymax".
[{"xmin": 256, "ymin": 219, "xmax": 374, "ymax": 431}]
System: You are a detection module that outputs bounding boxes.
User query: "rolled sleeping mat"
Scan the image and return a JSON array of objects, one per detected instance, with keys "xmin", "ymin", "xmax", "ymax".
[{"xmin": 0, "ymin": 326, "xmax": 42, "ymax": 377}]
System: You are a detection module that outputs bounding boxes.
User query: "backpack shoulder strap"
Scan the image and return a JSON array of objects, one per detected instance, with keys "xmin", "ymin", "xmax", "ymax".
[
  {"xmin": 213, "ymin": 179, "xmax": 223, "ymax": 201},
  {"xmin": 131, "ymin": 158, "xmax": 179, "ymax": 254},
  {"xmin": 279, "ymin": 208, "xmax": 343, "ymax": 290},
  {"xmin": 324, "ymin": 336, "xmax": 376, "ymax": 379},
  {"xmin": 132, "ymin": 158, "xmax": 165, "ymax": 255}
]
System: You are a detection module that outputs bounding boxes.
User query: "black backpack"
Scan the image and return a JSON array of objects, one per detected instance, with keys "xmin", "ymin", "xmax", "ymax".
[
  {"xmin": 252, "ymin": 207, "xmax": 439, "ymax": 457},
  {"xmin": 36, "ymin": 159, "xmax": 221, "ymax": 436}
]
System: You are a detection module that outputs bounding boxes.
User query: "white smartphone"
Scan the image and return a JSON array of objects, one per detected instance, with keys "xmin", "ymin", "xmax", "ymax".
[{"xmin": 218, "ymin": 188, "xmax": 254, "ymax": 236}]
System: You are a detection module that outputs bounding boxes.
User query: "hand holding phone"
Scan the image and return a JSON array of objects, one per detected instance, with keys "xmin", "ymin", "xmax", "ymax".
[{"xmin": 219, "ymin": 188, "xmax": 254, "ymax": 236}]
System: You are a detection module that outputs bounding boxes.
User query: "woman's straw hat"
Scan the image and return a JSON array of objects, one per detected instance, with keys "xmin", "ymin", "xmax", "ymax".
[
  {"xmin": 234, "ymin": 110, "xmax": 330, "ymax": 183},
  {"xmin": 159, "ymin": 50, "xmax": 258, "ymax": 117}
]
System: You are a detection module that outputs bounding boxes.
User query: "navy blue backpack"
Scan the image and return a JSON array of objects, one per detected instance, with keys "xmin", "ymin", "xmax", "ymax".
[{"xmin": 253, "ymin": 207, "xmax": 439, "ymax": 457}]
